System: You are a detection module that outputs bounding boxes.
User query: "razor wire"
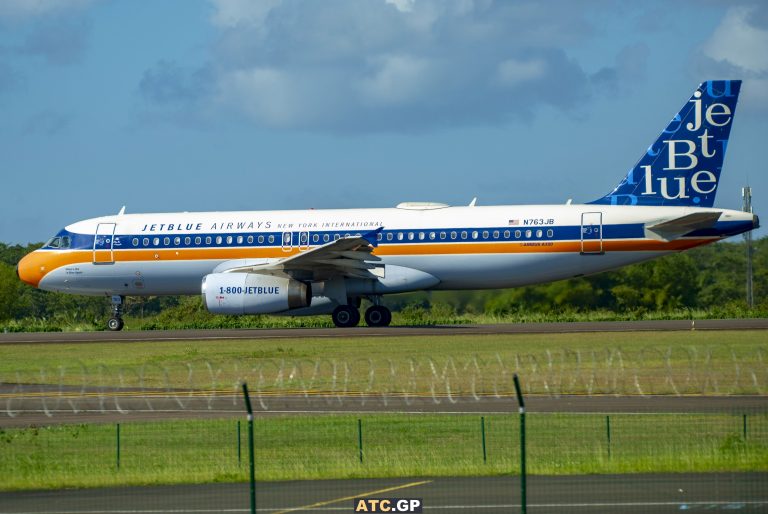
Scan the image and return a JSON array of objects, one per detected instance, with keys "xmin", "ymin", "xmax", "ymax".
[{"xmin": 1, "ymin": 345, "xmax": 766, "ymax": 418}]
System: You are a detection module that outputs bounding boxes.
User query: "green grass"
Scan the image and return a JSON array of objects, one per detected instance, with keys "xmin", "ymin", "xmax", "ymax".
[
  {"xmin": 1, "ymin": 413, "xmax": 766, "ymax": 491},
  {"xmin": 1, "ymin": 331, "xmax": 766, "ymax": 395}
]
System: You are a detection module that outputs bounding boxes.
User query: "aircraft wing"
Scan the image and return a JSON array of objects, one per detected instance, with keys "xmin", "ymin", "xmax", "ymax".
[
  {"xmin": 220, "ymin": 228, "xmax": 383, "ymax": 281},
  {"xmin": 644, "ymin": 212, "xmax": 722, "ymax": 242}
]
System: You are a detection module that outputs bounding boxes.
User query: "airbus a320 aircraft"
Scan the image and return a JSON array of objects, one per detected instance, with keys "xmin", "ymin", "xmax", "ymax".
[{"xmin": 17, "ymin": 80, "xmax": 758, "ymax": 330}]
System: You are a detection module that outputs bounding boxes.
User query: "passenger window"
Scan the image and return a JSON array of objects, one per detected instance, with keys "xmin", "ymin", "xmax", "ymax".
[
  {"xmin": 536, "ymin": 229, "xmax": 543, "ymax": 238},
  {"xmin": 195, "ymin": 236, "xmax": 201, "ymax": 245},
  {"xmin": 216, "ymin": 236, "xmax": 222, "ymax": 245},
  {"xmin": 429, "ymin": 232, "xmax": 436, "ymax": 240},
  {"xmin": 503, "ymin": 230, "xmax": 510, "ymax": 238},
  {"xmin": 247, "ymin": 235, "xmax": 253, "ymax": 244},
  {"xmin": 268, "ymin": 235, "xmax": 275, "ymax": 243},
  {"xmin": 184, "ymin": 236, "xmax": 191, "ymax": 245},
  {"xmin": 515, "ymin": 230, "xmax": 521, "ymax": 238},
  {"xmin": 174, "ymin": 237, "xmax": 181, "ymax": 246},
  {"xmin": 525, "ymin": 230, "xmax": 532, "ymax": 238},
  {"xmin": 481, "ymin": 231, "xmax": 488, "ymax": 239},
  {"xmin": 492, "ymin": 230, "xmax": 499, "ymax": 238},
  {"xmin": 461, "ymin": 231, "xmax": 468, "ymax": 240},
  {"xmin": 258, "ymin": 235, "xmax": 265, "ymax": 243},
  {"xmin": 439, "ymin": 232, "xmax": 446, "ymax": 240},
  {"xmin": 237, "ymin": 236, "xmax": 244, "ymax": 244},
  {"xmin": 132, "ymin": 238, "xmax": 139, "ymax": 247},
  {"xmin": 153, "ymin": 237, "xmax": 160, "ymax": 246},
  {"xmin": 323, "ymin": 234, "xmax": 330, "ymax": 242},
  {"xmin": 450, "ymin": 231, "xmax": 457, "ymax": 240},
  {"xmin": 387, "ymin": 233, "xmax": 393, "ymax": 241},
  {"xmin": 142, "ymin": 238, "xmax": 149, "ymax": 246},
  {"xmin": 205, "ymin": 236, "xmax": 212, "ymax": 245},
  {"xmin": 470, "ymin": 231, "xmax": 477, "ymax": 239},
  {"xmin": 163, "ymin": 237, "xmax": 170, "ymax": 246},
  {"xmin": 418, "ymin": 232, "xmax": 425, "ymax": 240},
  {"xmin": 312, "ymin": 234, "xmax": 319, "ymax": 243},
  {"xmin": 547, "ymin": 229, "xmax": 553, "ymax": 238},
  {"xmin": 397, "ymin": 232, "xmax": 404, "ymax": 241},
  {"xmin": 226, "ymin": 236, "xmax": 233, "ymax": 244}
]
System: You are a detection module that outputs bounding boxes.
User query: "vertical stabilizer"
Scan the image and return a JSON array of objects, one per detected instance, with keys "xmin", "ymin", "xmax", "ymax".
[{"xmin": 590, "ymin": 80, "xmax": 741, "ymax": 207}]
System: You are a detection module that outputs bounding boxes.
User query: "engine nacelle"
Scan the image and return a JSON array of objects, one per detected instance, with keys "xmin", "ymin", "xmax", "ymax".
[{"xmin": 202, "ymin": 273, "xmax": 311, "ymax": 315}]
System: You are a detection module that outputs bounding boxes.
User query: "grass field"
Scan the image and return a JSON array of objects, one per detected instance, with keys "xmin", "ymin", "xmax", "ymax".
[
  {"xmin": 1, "ymin": 331, "xmax": 766, "ymax": 395},
  {"xmin": 1, "ymin": 412, "xmax": 766, "ymax": 491}
]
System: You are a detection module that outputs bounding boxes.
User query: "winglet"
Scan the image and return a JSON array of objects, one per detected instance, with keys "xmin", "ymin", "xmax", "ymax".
[{"xmin": 362, "ymin": 227, "xmax": 384, "ymax": 247}]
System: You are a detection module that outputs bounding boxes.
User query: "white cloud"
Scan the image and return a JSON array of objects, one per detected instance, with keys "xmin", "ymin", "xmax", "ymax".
[
  {"xmin": 703, "ymin": 6, "xmax": 768, "ymax": 74},
  {"xmin": 496, "ymin": 58, "xmax": 546, "ymax": 86},
  {"xmin": 357, "ymin": 54, "xmax": 435, "ymax": 105},
  {"xmin": 142, "ymin": 0, "xmax": 643, "ymax": 131},
  {"xmin": 699, "ymin": 5, "xmax": 768, "ymax": 111},
  {"xmin": 210, "ymin": 0, "xmax": 282, "ymax": 28},
  {"xmin": 0, "ymin": 0, "xmax": 92, "ymax": 20}
]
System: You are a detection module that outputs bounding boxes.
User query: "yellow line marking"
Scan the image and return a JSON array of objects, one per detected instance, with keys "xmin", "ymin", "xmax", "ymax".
[{"xmin": 272, "ymin": 479, "xmax": 432, "ymax": 514}]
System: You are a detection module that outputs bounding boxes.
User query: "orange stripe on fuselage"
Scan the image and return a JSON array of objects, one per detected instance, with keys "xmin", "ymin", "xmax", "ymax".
[{"xmin": 18, "ymin": 238, "xmax": 718, "ymax": 287}]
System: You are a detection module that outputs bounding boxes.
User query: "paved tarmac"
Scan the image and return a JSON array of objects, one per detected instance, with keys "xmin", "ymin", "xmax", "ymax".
[
  {"xmin": 2, "ymin": 318, "xmax": 767, "ymax": 344},
  {"xmin": 1, "ymin": 474, "xmax": 766, "ymax": 513}
]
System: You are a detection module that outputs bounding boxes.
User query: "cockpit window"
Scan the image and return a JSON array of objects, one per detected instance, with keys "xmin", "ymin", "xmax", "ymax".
[{"xmin": 45, "ymin": 233, "xmax": 71, "ymax": 249}]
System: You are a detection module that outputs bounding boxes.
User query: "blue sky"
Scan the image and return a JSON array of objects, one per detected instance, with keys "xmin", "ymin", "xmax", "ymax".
[{"xmin": 0, "ymin": 0, "xmax": 766, "ymax": 243}]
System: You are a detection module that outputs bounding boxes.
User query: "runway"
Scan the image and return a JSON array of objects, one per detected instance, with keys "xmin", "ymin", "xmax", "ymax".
[
  {"xmin": 1, "ymin": 474, "xmax": 765, "ymax": 513},
  {"xmin": 1, "ymin": 318, "xmax": 768, "ymax": 344}
]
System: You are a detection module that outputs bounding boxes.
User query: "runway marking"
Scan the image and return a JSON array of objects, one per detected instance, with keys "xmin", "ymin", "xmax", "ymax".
[
  {"xmin": 271, "ymin": 479, "xmax": 432, "ymax": 514},
  {"xmin": 2, "ymin": 500, "xmax": 767, "ymax": 513}
]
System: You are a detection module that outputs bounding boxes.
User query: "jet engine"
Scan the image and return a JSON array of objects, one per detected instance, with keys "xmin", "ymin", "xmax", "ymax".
[{"xmin": 202, "ymin": 273, "xmax": 311, "ymax": 315}]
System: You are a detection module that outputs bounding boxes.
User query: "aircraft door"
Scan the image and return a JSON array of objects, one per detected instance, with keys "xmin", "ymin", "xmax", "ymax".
[
  {"xmin": 282, "ymin": 231, "xmax": 293, "ymax": 252},
  {"xmin": 580, "ymin": 212, "xmax": 603, "ymax": 254},
  {"xmin": 93, "ymin": 223, "xmax": 117, "ymax": 264}
]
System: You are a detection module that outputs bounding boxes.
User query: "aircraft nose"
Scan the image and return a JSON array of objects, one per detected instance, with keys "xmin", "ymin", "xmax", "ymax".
[{"xmin": 17, "ymin": 252, "xmax": 44, "ymax": 288}]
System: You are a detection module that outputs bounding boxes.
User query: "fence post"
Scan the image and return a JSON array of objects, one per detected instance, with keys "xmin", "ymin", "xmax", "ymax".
[
  {"xmin": 242, "ymin": 383, "xmax": 256, "ymax": 514},
  {"xmin": 743, "ymin": 414, "xmax": 747, "ymax": 440},
  {"xmin": 116, "ymin": 423, "xmax": 121, "ymax": 470},
  {"xmin": 481, "ymin": 416, "xmax": 487, "ymax": 463},
  {"xmin": 513, "ymin": 374, "xmax": 527, "ymax": 514},
  {"xmin": 237, "ymin": 420, "xmax": 242, "ymax": 466},
  {"xmin": 606, "ymin": 415, "xmax": 611, "ymax": 459},
  {"xmin": 358, "ymin": 418, "xmax": 364, "ymax": 463}
]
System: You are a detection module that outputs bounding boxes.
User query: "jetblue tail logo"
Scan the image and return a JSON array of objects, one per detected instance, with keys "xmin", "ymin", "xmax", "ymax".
[{"xmin": 590, "ymin": 80, "xmax": 741, "ymax": 207}]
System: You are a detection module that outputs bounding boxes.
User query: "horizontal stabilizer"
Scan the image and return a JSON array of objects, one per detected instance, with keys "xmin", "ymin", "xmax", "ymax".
[{"xmin": 644, "ymin": 211, "xmax": 721, "ymax": 242}]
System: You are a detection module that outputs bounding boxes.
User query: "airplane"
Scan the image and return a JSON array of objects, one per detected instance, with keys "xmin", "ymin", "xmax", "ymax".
[{"xmin": 17, "ymin": 80, "xmax": 758, "ymax": 330}]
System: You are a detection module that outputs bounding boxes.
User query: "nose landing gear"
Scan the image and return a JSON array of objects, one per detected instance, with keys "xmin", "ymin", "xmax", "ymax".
[{"xmin": 107, "ymin": 295, "xmax": 125, "ymax": 331}]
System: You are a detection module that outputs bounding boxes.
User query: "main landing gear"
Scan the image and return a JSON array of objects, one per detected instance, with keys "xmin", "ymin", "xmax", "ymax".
[
  {"xmin": 107, "ymin": 295, "xmax": 125, "ymax": 331},
  {"xmin": 331, "ymin": 299, "xmax": 392, "ymax": 328}
]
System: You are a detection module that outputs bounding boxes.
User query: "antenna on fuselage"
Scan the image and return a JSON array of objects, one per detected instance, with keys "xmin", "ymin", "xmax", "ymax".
[
  {"xmin": 469, "ymin": 197, "xmax": 477, "ymax": 207},
  {"xmin": 117, "ymin": 206, "xmax": 126, "ymax": 216}
]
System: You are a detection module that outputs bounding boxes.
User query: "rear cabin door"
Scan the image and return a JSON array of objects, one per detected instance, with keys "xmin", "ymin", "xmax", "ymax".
[
  {"xmin": 93, "ymin": 223, "xmax": 116, "ymax": 264},
  {"xmin": 580, "ymin": 212, "xmax": 603, "ymax": 254}
]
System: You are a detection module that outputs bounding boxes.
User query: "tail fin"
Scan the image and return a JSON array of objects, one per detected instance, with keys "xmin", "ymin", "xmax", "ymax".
[{"xmin": 589, "ymin": 80, "xmax": 741, "ymax": 207}]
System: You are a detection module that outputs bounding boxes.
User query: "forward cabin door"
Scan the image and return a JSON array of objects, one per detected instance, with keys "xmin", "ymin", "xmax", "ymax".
[
  {"xmin": 93, "ymin": 223, "xmax": 116, "ymax": 264},
  {"xmin": 580, "ymin": 212, "xmax": 603, "ymax": 254}
]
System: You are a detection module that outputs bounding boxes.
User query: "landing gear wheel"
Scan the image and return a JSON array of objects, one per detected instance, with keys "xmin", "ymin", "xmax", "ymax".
[
  {"xmin": 364, "ymin": 305, "xmax": 392, "ymax": 327},
  {"xmin": 332, "ymin": 305, "xmax": 360, "ymax": 328},
  {"xmin": 107, "ymin": 295, "xmax": 125, "ymax": 331},
  {"xmin": 107, "ymin": 317, "xmax": 124, "ymax": 331}
]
